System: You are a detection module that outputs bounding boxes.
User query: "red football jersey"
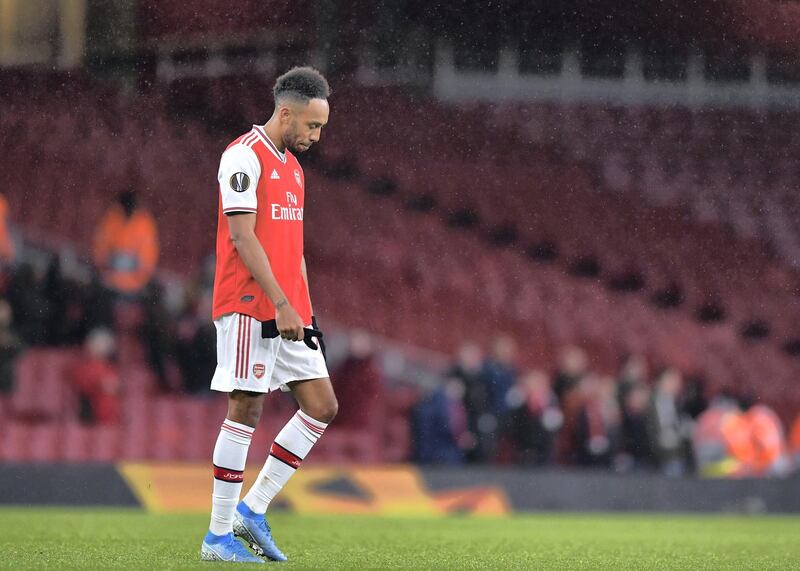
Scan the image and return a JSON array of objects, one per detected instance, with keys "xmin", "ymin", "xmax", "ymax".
[{"xmin": 212, "ymin": 125, "xmax": 311, "ymax": 324}]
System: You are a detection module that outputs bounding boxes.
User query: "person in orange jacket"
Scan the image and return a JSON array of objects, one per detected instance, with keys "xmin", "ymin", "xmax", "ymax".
[
  {"xmin": 719, "ymin": 408, "xmax": 756, "ymax": 476},
  {"xmin": 93, "ymin": 190, "xmax": 158, "ymax": 295},
  {"xmin": 788, "ymin": 414, "xmax": 800, "ymax": 470},
  {"xmin": 695, "ymin": 400, "xmax": 791, "ymax": 478},
  {"xmin": 746, "ymin": 404, "xmax": 789, "ymax": 477},
  {"xmin": 0, "ymin": 193, "xmax": 16, "ymax": 266},
  {"xmin": 693, "ymin": 396, "xmax": 755, "ymax": 478}
]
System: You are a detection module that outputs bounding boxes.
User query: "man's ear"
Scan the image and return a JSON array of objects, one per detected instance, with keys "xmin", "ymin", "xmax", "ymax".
[{"xmin": 278, "ymin": 105, "xmax": 293, "ymax": 124}]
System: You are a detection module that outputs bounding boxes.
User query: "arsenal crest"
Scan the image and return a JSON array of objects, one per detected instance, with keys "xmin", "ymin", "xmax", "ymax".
[
  {"xmin": 294, "ymin": 169, "xmax": 302, "ymax": 187},
  {"xmin": 253, "ymin": 363, "xmax": 266, "ymax": 379}
]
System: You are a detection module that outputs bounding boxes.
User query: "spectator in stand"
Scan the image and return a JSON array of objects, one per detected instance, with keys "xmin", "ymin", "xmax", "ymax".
[
  {"xmin": 554, "ymin": 348, "xmax": 590, "ymax": 464},
  {"xmin": 552, "ymin": 345, "xmax": 589, "ymax": 403},
  {"xmin": 693, "ymin": 396, "xmax": 789, "ymax": 478},
  {"xmin": 449, "ymin": 342, "xmax": 491, "ymax": 462},
  {"xmin": 70, "ymin": 327, "xmax": 121, "ymax": 425},
  {"xmin": 0, "ymin": 299, "xmax": 23, "ymax": 394},
  {"xmin": 10, "ymin": 254, "xmax": 113, "ymax": 348},
  {"xmin": 93, "ymin": 189, "xmax": 159, "ymax": 296},
  {"xmin": 41, "ymin": 255, "xmax": 95, "ymax": 346},
  {"xmin": 575, "ymin": 375, "xmax": 622, "ymax": 468},
  {"xmin": 505, "ymin": 369, "xmax": 562, "ymax": 465},
  {"xmin": 619, "ymin": 382, "xmax": 654, "ymax": 471},
  {"xmin": 196, "ymin": 254, "xmax": 216, "ymax": 295},
  {"xmin": 140, "ymin": 281, "xmax": 173, "ymax": 392},
  {"xmin": 6, "ymin": 261, "xmax": 49, "ymax": 345},
  {"xmin": 682, "ymin": 374, "xmax": 709, "ymax": 420},
  {"xmin": 176, "ymin": 290, "xmax": 216, "ymax": 394},
  {"xmin": 82, "ymin": 272, "xmax": 115, "ymax": 331},
  {"xmin": 0, "ymin": 193, "xmax": 16, "ymax": 267},
  {"xmin": 790, "ymin": 415, "xmax": 800, "ymax": 469},
  {"xmin": 647, "ymin": 368, "xmax": 689, "ymax": 476},
  {"xmin": 746, "ymin": 404, "xmax": 791, "ymax": 477},
  {"xmin": 616, "ymin": 353, "xmax": 648, "ymax": 406},
  {"xmin": 333, "ymin": 329, "xmax": 384, "ymax": 429},
  {"xmin": 692, "ymin": 394, "xmax": 742, "ymax": 477},
  {"xmin": 481, "ymin": 334, "xmax": 518, "ymax": 417},
  {"xmin": 412, "ymin": 376, "xmax": 470, "ymax": 464}
]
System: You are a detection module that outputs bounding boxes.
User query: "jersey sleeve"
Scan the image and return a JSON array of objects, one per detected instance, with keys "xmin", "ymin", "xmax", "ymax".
[{"xmin": 218, "ymin": 144, "xmax": 261, "ymax": 215}]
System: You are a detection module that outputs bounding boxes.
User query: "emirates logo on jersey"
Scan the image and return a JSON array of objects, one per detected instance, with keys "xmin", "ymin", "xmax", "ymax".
[
  {"xmin": 271, "ymin": 191, "xmax": 303, "ymax": 221},
  {"xmin": 230, "ymin": 172, "xmax": 250, "ymax": 193}
]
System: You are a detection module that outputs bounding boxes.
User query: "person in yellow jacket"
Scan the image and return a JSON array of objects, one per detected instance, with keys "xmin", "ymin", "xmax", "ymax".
[{"xmin": 93, "ymin": 190, "xmax": 159, "ymax": 295}]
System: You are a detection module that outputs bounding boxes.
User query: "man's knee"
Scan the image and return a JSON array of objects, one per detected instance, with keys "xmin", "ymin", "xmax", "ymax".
[
  {"xmin": 304, "ymin": 397, "xmax": 338, "ymax": 425},
  {"xmin": 227, "ymin": 391, "xmax": 265, "ymax": 427},
  {"xmin": 322, "ymin": 398, "xmax": 339, "ymax": 424}
]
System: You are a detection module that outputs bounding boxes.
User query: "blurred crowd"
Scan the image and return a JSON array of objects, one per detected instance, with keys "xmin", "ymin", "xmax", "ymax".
[
  {"xmin": 411, "ymin": 337, "xmax": 800, "ymax": 478},
  {"xmin": 1, "ymin": 189, "xmax": 799, "ymax": 477},
  {"xmin": 0, "ymin": 190, "xmax": 218, "ymax": 414}
]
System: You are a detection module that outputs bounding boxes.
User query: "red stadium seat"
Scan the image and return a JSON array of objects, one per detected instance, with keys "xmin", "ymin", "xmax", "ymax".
[
  {"xmin": 3, "ymin": 71, "xmax": 800, "ymax": 461},
  {"xmin": 10, "ymin": 349, "xmax": 80, "ymax": 422}
]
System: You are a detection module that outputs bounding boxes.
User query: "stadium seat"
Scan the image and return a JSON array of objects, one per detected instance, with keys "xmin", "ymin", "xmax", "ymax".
[
  {"xmin": 10, "ymin": 349, "xmax": 80, "ymax": 422},
  {"xmin": 3, "ymin": 70, "xmax": 800, "ymax": 463}
]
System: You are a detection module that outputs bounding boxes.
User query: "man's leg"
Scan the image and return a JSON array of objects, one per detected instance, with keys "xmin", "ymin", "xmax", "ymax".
[
  {"xmin": 241, "ymin": 377, "xmax": 337, "ymax": 514},
  {"xmin": 208, "ymin": 391, "xmax": 264, "ymax": 536}
]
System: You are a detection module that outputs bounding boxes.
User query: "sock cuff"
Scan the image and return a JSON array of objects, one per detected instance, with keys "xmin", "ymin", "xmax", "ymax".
[
  {"xmin": 296, "ymin": 409, "xmax": 328, "ymax": 433},
  {"xmin": 221, "ymin": 419, "xmax": 255, "ymax": 439}
]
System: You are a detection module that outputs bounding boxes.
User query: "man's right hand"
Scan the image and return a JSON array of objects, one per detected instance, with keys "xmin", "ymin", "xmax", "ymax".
[{"xmin": 276, "ymin": 301, "xmax": 304, "ymax": 341}]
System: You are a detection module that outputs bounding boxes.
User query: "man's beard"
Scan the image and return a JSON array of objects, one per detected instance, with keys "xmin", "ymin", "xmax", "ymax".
[{"xmin": 284, "ymin": 128, "xmax": 304, "ymax": 153}]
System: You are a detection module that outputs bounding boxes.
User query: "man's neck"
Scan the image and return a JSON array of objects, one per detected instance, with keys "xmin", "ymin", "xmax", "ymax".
[{"xmin": 262, "ymin": 119, "xmax": 285, "ymax": 153}]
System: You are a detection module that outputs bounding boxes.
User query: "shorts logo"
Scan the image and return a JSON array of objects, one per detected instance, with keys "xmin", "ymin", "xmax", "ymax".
[
  {"xmin": 230, "ymin": 172, "xmax": 250, "ymax": 192},
  {"xmin": 240, "ymin": 295, "xmax": 255, "ymax": 302},
  {"xmin": 294, "ymin": 169, "xmax": 302, "ymax": 187},
  {"xmin": 253, "ymin": 363, "xmax": 266, "ymax": 379}
]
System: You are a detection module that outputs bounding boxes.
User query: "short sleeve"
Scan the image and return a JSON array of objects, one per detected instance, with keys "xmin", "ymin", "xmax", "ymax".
[{"xmin": 218, "ymin": 144, "xmax": 261, "ymax": 215}]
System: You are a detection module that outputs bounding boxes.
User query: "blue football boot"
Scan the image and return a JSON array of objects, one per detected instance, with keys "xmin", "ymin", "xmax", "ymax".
[
  {"xmin": 233, "ymin": 502, "xmax": 288, "ymax": 562},
  {"xmin": 200, "ymin": 531, "xmax": 265, "ymax": 563}
]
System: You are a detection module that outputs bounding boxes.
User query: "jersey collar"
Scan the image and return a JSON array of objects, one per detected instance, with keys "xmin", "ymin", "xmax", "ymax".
[{"xmin": 253, "ymin": 125, "xmax": 287, "ymax": 164}]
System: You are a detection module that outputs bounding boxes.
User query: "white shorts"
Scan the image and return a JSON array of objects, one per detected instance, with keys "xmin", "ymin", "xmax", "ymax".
[{"xmin": 210, "ymin": 313, "xmax": 329, "ymax": 393}]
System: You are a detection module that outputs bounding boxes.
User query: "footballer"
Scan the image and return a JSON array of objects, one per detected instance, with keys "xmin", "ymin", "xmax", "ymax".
[{"xmin": 200, "ymin": 67, "xmax": 336, "ymax": 563}]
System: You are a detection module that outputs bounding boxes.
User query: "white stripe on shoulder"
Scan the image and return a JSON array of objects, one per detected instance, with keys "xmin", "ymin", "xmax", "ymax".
[{"xmin": 240, "ymin": 132, "xmax": 258, "ymax": 147}]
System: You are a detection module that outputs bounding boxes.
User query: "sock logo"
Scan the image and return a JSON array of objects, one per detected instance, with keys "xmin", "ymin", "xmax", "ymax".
[
  {"xmin": 253, "ymin": 363, "xmax": 266, "ymax": 379},
  {"xmin": 213, "ymin": 464, "xmax": 245, "ymax": 483},
  {"xmin": 269, "ymin": 442, "xmax": 302, "ymax": 469}
]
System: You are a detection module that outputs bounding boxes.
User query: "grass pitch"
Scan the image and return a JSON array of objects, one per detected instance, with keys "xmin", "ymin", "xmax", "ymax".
[{"xmin": 1, "ymin": 508, "xmax": 799, "ymax": 570}]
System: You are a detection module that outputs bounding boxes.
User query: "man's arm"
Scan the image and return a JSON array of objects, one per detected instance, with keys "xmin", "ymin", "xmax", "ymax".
[
  {"xmin": 301, "ymin": 255, "xmax": 314, "ymax": 316},
  {"xmin": 227, "ymin": 213, "xmax": 304, "ymax": 341}
]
